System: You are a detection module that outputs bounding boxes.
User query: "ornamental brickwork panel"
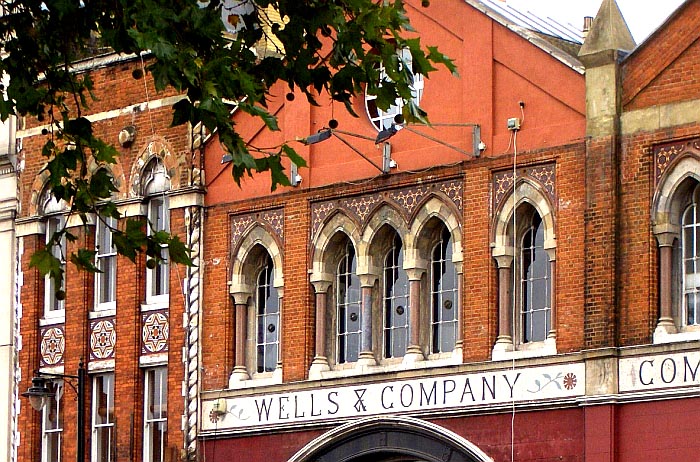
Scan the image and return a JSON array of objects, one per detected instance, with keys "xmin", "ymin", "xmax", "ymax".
[
  {"xmin": 492, "ymin": 163, "xmax": 556, "ymax": 213},
  {"xmin": 142, "ymin": 310, "xmax": 170, "ymax": 355},
  {"xmin": 654, "ymin": 137, "xmax": 700, "ymax": 185},
  {"xmin": 310, "ymin": 179, "xmax": 463, "ymax": 237},
  {"xmin": 89, "ymin": 317, "xmax": 116, "ymax": 362},
  {"xmin": 40, "ymin": 325, "xmax": 65, "ymax": 368},
  {"xmin": 230, "ymin": 208, "xmax": 284, "ymax": 254}
]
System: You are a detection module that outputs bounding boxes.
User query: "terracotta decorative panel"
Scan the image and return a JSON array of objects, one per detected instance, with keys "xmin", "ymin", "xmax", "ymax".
[
  {"xmin": 89, "ymin": 318, "xmax": 116, "ymax": 361},
  {"xmin": 654, "ymin": 137, "xmax": 700, "ymax": 184},
  {"xmin": 311, "ymin": 179, "xmax": 463, "ymax": 237},
  {"xmin": 142, "ymin": 310, "xmax": 169, "ymax": 354},
  {"xmin": 230, "ymin": 208, "xmax": 284, "ymax": 252},
  {"xmin": 40, "ymin": 325, "xmax": 65, "ymax": 367},
  {"xmin": 493, "ymin": 163, "xmax": 556, "ymax": 213}
]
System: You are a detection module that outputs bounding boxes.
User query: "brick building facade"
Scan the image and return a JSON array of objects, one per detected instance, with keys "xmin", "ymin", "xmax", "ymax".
[
  {"xmin": 197, "ymin": 0, "xmax": 700, "ymax": 461},
  {"xmin": 13, "ymin": 0, "xmax": 700, "ymax": 462},
  {"xmin": 14, "ymin": 55, "xmax": 204, "ymax": 462}
]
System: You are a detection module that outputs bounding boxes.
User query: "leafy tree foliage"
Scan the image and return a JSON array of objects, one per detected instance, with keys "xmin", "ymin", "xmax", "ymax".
[{"xmin": 0, "ymin": 0, "xmax": 455, "ymax": 283}]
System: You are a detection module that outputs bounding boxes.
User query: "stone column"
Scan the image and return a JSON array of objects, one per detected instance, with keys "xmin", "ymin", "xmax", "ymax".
[
  {"xmin": 357, "ymin": 274, "xmax": 378, "ymax": 366},
  {"xmin": 309, "ymin": 280, "xmax": 331, "ymax": 378},
  {"xmin": 404, "ymin": 268, "xmax": 425, "ymax": 363},
  {"xmin": 655, "ymin": 232, "xmax": 678, "ymax": 337},
  {"xmin": 493, "ymin": 255, "xmax": 514, "ymax": 352},
  {"xmin": 230, "ymin": 293, "xmax": 251, "ymax": 383}
]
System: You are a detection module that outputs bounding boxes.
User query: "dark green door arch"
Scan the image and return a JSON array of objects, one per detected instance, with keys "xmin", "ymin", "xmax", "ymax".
[{"xmin": 288, "ymin": 416, "xmax": 493, "ymax": 462}]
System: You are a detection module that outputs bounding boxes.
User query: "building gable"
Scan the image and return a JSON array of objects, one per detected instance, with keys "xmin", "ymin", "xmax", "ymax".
[{"xmin": 622, "ymin": 0, "xmax": 700, "ymax": 110}]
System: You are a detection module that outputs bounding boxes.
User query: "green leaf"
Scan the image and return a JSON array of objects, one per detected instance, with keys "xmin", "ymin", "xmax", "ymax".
[
  {"xmin": 167, "ymin": 235, "xmax": 193, "ymax": 266},
  {"xmin": 29, "ymin": 248, "xmax": 63, "ymax": 280},
  {"xmin": 70, "ymin": 249, "xmax": 99, "ymax": 273}
]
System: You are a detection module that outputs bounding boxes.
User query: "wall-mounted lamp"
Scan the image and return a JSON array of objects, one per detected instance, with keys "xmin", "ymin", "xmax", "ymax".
[
  {"xmin": 375, "ymin": 125, "xmax": 399, "ymax": 144},
  {"xmin": 304, "ymin": 129, "xmax": 332, "ymax": 145},
  {"xmin": 22, "ymin": 363, "xmax": 86, "ymax": 462}
]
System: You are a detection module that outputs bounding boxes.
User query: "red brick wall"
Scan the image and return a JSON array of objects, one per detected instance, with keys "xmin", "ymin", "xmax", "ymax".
[
  {"xmin": 622, "ymin": 0, "xmax": 700, "ymax": 111},
  {"xmin": 17, "ymin": 57, "xmax": 194, "ymax": 462},
  {"xmin": 200, "ymin": 139, "xmax": 589, "ymax": 386}
]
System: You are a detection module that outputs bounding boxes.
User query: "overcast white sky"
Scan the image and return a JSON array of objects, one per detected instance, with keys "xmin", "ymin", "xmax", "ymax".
[{"xmin": 504, "ymin": 0, "xmax": 686, "ymax": 43}]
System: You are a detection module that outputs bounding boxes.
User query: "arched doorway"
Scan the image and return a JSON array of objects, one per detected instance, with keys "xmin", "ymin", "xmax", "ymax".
[{"xmin": 289, "ymin": 416, "xmax": 493, "ymax": 462}]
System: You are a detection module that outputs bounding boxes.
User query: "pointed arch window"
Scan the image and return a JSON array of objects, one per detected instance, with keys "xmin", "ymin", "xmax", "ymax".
[
  {"xmin": 383, "ymin": 234, "xmax": 410, "ymax": 358},
  {"xmin": 337, "ymin": 241, "xmax": 361, "ymax": 364},
  {"xmin": 256, "ymin": 254, "xmax": 279, "ymax": 373},
  {"xmin": 431, "ymin": 226, "xmax": 458, "ymax": 354},
  {"xmin": 519, "ymin": 212, "xmax": 551, "ymax": 343}
]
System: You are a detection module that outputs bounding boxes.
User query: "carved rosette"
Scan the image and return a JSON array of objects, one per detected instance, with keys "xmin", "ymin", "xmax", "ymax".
[
  {"xmin": 492, "ymin": 163, "xmax": 556, "ymax": 213},
  {"xmin": 311, "ymin": 180, "xmax": 463, "ymax": 237}
]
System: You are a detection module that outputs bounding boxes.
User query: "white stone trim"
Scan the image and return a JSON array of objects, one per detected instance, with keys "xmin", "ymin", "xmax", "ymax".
[{"xmin": 622, "ymin": 99, "xmax": 700, "ymax": 135}]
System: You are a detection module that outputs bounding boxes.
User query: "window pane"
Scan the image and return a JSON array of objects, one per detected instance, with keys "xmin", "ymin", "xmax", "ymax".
[
  {"xmin": 46, "ymin": 217, "xmax": 66, "ymax": 313},
  {"xmin": 96, "ymin": 217, "xmax": 116, "ymax": 307},
  {"xmin": 144, "ymin": 368, "xmax": 167, "ymax": 462},
  {"xmin": 682, "ymin": 198, "xmax": 700, "ymax": 326},
  {"xmin": 256, "ymin": 254, "xmax": 278, "ymax": 372},
  {"xmin": 43, "ymin": 381, "xmax": 63, "ymax": 462},
  {"xmin": 147, "ymin": 197, "xmax": 169, "ymax": 299},
  {"xmin": 520, "ymin": 214, "xmax": 551, "ymax": 344},
  {"xmin": 337, "ymin": 240, "xmax": 362, "ymax": 364},
  {"xmin": 431, "ymin": 227, "xmax": 458, "ymax": 354},
  {"xmin": 383, "ymin": 235, "xmax": 409, "ymax": 358},
  {"xmin": 92, "ymin": 373, "xmax": 115, "ymax": 462}
]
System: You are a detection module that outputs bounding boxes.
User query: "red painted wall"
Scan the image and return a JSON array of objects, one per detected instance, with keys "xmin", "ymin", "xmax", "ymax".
[
  {"xmin": 204, "ymin": 0, "xmax": 585, "ymax": 206},
  {"xmin": 201, "ymin": 408, "xmax": 586, "ymax": 462}
]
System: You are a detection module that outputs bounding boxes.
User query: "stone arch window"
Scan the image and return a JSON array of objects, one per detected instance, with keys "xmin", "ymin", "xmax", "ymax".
[
  {"xmin": 652, "ymin": 155, "xmax": 700, "ymax": 342},
  {"xmin": 430, "ymin": 224, "xmax": 458, "ymax": 354},
  {"xmin": 230, "ymin": 225, "xmax": 284, "ymax": 386},
  {"xmin": 409, "ymin": 197, "xmax": 464, "ymax": 361},
  {"xmin": 141, "ymin": 157, "xmax": 170, "ymax": 306},
  {"xmin": 39, "ymin": 187, "xmax": 68, "ymax": 317},
  {"xmin": 492, "ymin": 180, "xmax": 556, "ymax": 359},
  {"xmin": 309, "ymin": 214, "xmax": 369, "ymax": 377},
  {"xmin": 309, "ymin": 198, "xmax": 463, "ymax": 379},
  {"xmin": 255, "ymin": 252, "xmax": 279, "ymax": 373},
  {"xmin": 383, "ymin": 232, "xmax": 410, "ymax": 359}
]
